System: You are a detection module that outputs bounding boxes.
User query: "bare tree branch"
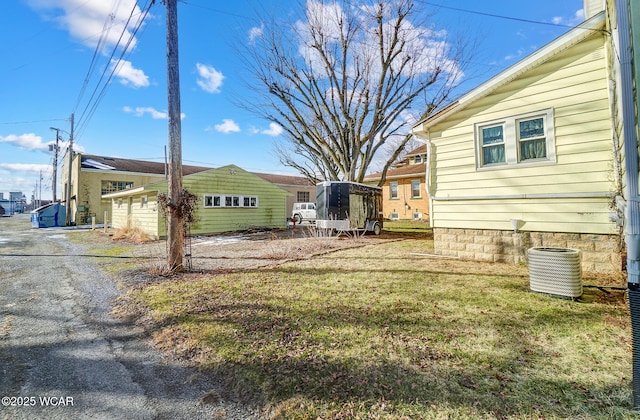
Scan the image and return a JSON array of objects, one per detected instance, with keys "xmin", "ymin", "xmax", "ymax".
[{"xmin": 239, "ymin": 0, "xmax": 469, "ymax": 185}]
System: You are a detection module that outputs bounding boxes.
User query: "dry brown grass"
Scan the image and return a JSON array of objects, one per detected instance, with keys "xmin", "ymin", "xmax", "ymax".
[{"xmin": 112, "ymin": 225, "xmax": 154, "ymax": 244}]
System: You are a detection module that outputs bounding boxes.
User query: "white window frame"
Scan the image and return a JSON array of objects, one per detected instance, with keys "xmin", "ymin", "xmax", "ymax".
[
  {"xmin": 411, "ymin": 180, "xmax": 421, "ymax": 199},
  {"xmin": 475, "ymin": 108, "xmax": 556, "ymax": 170},
  {"xmin": 140, "ymin": 195, "xmax": 148, "ymax": 209},
  {"xmin": 203, "ymin": 194, "xmax": 259, "ymax": 208},
  {"xmin": 390, "ymin": 182, "xmax": 399, "ymax": 199}
]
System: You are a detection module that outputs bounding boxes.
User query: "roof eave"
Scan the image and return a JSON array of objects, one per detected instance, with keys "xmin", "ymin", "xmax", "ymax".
[
  {"xmin": 101, "ymin": 186, "xmax": 147, "ymax": 199},
  {"xmin": 412, "ymin": 11, "xmax": 606, "ymax": 133}
]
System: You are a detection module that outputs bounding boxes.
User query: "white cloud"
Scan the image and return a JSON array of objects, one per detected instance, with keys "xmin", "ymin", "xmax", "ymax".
[
  {"xmin": 260, "ymin": 122, "xmax": 283, "ymax": 137},
  {"xmin": 196, "ymin": 63, "xmax": 224, "ymax": 93},
  {"xmin": 295, "ymin": 1, "xmax": 462, "ymax": 82},
  {"xmin": 0, "ymin": 133, "xmax": 50, "ymax": 151},
  {"xmin": 110, "ymin": 59, "xmax": 150, "ymax": 88},
  {"xmin": 248, "ymin": 23, "xmax": 264, "ymax": 45},
  {"xmin": 0, "ymin": 163, "xmax": 52, "ymax": 173},
  {"xmin": 212, "ymin": 119, "xmax": 240, "ymax": 134},
  {"xmin": 26, "ymin": 0, "xmax": 144, "ymax": 51},
  {"xmin": 552, "ymin": 8, "xmax": 585, "ymax": 26},
  {"xmin": 123, "ymin": 106, "xmax": 185, "ymax": 120},
  {"xmin": 248, "ymin": 123, "xmax": 284, "ymax": 136}
]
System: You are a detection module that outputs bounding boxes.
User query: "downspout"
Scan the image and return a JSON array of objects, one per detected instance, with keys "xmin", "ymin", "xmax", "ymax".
[
  {"xmin": 412, "ymin": 131, "xmax": 435, "ymax": 226},
  {"xmin": 616, "ymin": 0, "xmax": 640, "ymax": 409}
]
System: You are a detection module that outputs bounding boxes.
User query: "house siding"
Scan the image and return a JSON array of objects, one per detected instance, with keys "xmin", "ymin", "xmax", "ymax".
[
  {"xmin": 109, "ymin": 165, "xmax": 289, "ymax": 238},
  {"xmin": 111, "ymin": 198, "xmax": 129, "ymax": 229},
  {"xmin": 427, "ymin": 33, "xmax": 615, "ymax": 237},
  {"xmin": 180, "ymin": 167, "xmax": 288, "ymax": 235},
  {"xmin": 128, "ymin": 193, "xmax": 160, "ymax": 237}
]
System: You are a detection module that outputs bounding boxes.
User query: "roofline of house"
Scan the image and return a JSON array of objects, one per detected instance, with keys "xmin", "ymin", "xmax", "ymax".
[
  {"xmin": 412, "ymin": 11, "xmax": 606, "ymax": 132},
  {"xmin": 82, "ymin": 168, "xmax": 168, "ymax": 178},
  {"xmin": 79, "ymin": 152, "xmax": 311, "ymax": 187},
  {"xmin": 102, "ymin": 186, "xmax": 148, "ymax": 199},
  {"xmin": 364, "ymin": 171, "xmax": 425, "ymax": 182}
]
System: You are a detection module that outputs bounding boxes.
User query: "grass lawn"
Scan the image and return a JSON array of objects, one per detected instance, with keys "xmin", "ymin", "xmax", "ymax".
[
  {"xmin": 119, "ymin": 238, "xmax": 633, "ymax": 419},
  {"xmin": 383, "ymin": 219, "xmax": 432, "ymax": 236}
]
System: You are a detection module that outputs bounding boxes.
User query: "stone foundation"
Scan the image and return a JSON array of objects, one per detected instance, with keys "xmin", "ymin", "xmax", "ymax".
[{"xmin": 433, "ymin": 228, "xmax": 623, "ymax": 273}]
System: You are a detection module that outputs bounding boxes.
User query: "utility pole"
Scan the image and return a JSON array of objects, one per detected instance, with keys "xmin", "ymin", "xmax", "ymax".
[
  {"xmin": 165, "ymin": 0, "xmax": 184, "ymax": 271},
  {"xmin": 39, "ymin": 170, "xmax": 43, "ymax": 207},
  {"xmin": 49, "ymin": 127, "xmax": 60, "ymax": 202},
  {"xmin": 65, "ymin": 113, "xmax": 74, "ymax": 226}
]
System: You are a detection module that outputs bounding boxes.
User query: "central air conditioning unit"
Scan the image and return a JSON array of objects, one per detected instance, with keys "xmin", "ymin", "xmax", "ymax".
[{"xmin": 528, "ymin": 247, "xmax": 582, "ymax": 299}]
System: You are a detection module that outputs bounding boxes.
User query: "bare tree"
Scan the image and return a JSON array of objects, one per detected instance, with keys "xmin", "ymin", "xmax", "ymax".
[{"xmin": 242, "ymin": 0, "xmax": 467, "ymax": 186}]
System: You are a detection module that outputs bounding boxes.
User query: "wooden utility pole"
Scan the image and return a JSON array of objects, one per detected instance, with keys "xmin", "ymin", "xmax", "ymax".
[
  {"xmin": 49, "ymin": 127, "xmax": 60, "ymax": 202},
  {"xmin": 165, "ymin": 0, "xmax": 184, "ymax": 272},
  {"xmin": 65, "ymin": 113, "xmax": 74, "ymax": 226}
]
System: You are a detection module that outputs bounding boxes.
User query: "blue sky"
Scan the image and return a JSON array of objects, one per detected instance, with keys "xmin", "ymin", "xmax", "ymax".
[{"xmin": 0, "ymin": 0, "xmax": 585, "ymax": 202}]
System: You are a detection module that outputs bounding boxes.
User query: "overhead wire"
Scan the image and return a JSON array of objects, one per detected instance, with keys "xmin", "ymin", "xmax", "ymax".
[
  {"xmin": 423, "ymin": 1, "xmax": 587, "ymax": 30},
  {"xmin": 74, "ymin": 0, "xmax": 123, "ymax": 112},
  {"xmin": 73, "ymin": 0, "xmax": 154, "ymax": 142}
]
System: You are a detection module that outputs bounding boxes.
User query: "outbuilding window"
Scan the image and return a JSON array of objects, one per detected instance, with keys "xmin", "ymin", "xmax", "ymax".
[
  {"xmin": 203, "ymin": 194, "xmax": 258, "ymax": 208},
  {"xmin": 476, "ymin": 108, "xmax": 555, "ymax": 169}
]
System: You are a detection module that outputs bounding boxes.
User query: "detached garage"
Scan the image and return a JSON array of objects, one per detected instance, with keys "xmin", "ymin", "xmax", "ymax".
[{"xmin": 103, "ymin": 165, "xmax": 290, "ymax": 239}]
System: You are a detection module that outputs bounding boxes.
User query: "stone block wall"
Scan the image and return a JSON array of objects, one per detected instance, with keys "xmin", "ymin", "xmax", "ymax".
[{"xmin": 433, "ymin": 228, "xmax": 623, "ymax": 273}]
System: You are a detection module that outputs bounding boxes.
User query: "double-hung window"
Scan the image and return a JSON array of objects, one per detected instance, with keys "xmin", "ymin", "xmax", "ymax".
[
  {"xmin": 390, "ymin": 182, "xmax": 398, "ymax": 199},
  {"xmin": 518, "ymin": 117, "xmax": 546, "ymax": 161},
  {"xmin": 411, "ymin": 180, "xmax": 421, "ymax": 198},
  {"xmin": 476, "ymin": 108, "xmax": 555, "ymax": 169},
  {"xmin": 480, "ymin": 124, "xmax": 506, "ymax": 165}
]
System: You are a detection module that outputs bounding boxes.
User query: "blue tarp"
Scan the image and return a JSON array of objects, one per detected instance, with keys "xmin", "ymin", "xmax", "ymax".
[{"xmin": 30, "ymin": 203, "xmax": 66, "ymax": 228}]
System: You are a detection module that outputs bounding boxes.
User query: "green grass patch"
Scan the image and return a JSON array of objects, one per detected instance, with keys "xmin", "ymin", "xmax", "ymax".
[
  {"xmin": 123, "ymin": 240, "xmax": 633, "ymax": 419},
  {"xmin": 383, "ymin": 219, "xmax": 431, "ymax": 236}
]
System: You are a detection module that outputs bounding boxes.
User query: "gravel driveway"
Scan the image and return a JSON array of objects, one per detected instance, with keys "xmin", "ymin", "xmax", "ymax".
[{"xmin": 0, "ymin": 214, "xmax": 259, "ymax": 419}]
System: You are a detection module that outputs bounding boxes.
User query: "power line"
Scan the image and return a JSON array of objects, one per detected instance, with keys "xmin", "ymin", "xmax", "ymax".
[
  {"xmin": 181, "ymin": 0, "xmax": 260, "ymax": 22},
  {"xmin": 73, "ymin": 0, "xmax": 154, "ymax": 142},
  {"xmin": 424, "ymin": 1, "xmax": 584, "ymax": 30},
  {"xmin": 0, "ymin": 118, "xmax": 67, "ymax": 125},
  {"xmin": 74, "ymin": 1, "xmax": 121, "ymax": 112}
]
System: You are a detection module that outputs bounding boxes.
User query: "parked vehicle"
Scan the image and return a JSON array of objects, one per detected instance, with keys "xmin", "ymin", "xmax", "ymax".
[
  {"xmin": 291, "ymin": 202, "xmax": 316, "ymax": 224},
  {"xmin": 315, "ymin": 181, "xmax": 383, "ymax": 235}
]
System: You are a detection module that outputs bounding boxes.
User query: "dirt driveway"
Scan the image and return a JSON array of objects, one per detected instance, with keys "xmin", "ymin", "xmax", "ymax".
[{"xmin": 0, "ymin": 215, "xmax": 260, "ymax": 419}]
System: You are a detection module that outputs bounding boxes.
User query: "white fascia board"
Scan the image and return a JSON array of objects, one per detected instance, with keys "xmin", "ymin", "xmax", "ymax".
[
  {"xmin": 101, "ymin": 186, "xmax": 147, "ymax": 199},
  {"xmin": 414, "ymin": 12, "xmax": 606, "ymax": 132}
]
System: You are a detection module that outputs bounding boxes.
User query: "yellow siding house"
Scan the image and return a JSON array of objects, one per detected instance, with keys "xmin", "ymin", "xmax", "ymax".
[
  {"xmin": 61, "ymin": 153, "xmax": 314, "ymax": 226},
  {"xmin": 364, "ymin": 145, "xmax": 430, "ymax": 221},
  {"xmin": 412, "ymin": 5, "xmax": 624, "ymax": 272},
  {"xmin": 104, "ymin": 165, "xmax": 290, "ymax": 239}
]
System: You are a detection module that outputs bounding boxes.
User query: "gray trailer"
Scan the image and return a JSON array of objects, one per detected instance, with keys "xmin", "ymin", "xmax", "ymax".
[{"xmin": 315, "ymin": 181, "xmax": 383, "ymax": 235}]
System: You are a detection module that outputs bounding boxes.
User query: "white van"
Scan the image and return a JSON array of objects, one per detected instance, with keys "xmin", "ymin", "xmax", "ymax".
[{"xmin": 291, "ymin": 202, "xmax": 316, "ymax": 224}]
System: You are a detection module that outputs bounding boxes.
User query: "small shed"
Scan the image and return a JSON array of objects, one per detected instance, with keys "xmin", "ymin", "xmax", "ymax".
[
  {"xmin": 31, "ymin": 203, "xmax": 66, "ymax": 228},
  {"xmin": 103, "ymin": 165, "xmax": 291, "ymax": 239}
]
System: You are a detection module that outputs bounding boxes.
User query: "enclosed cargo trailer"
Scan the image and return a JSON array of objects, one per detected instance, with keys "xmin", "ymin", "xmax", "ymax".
[{"xmin": 315, "ymin": 181, "xmax": 383, "ymax": 234}]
